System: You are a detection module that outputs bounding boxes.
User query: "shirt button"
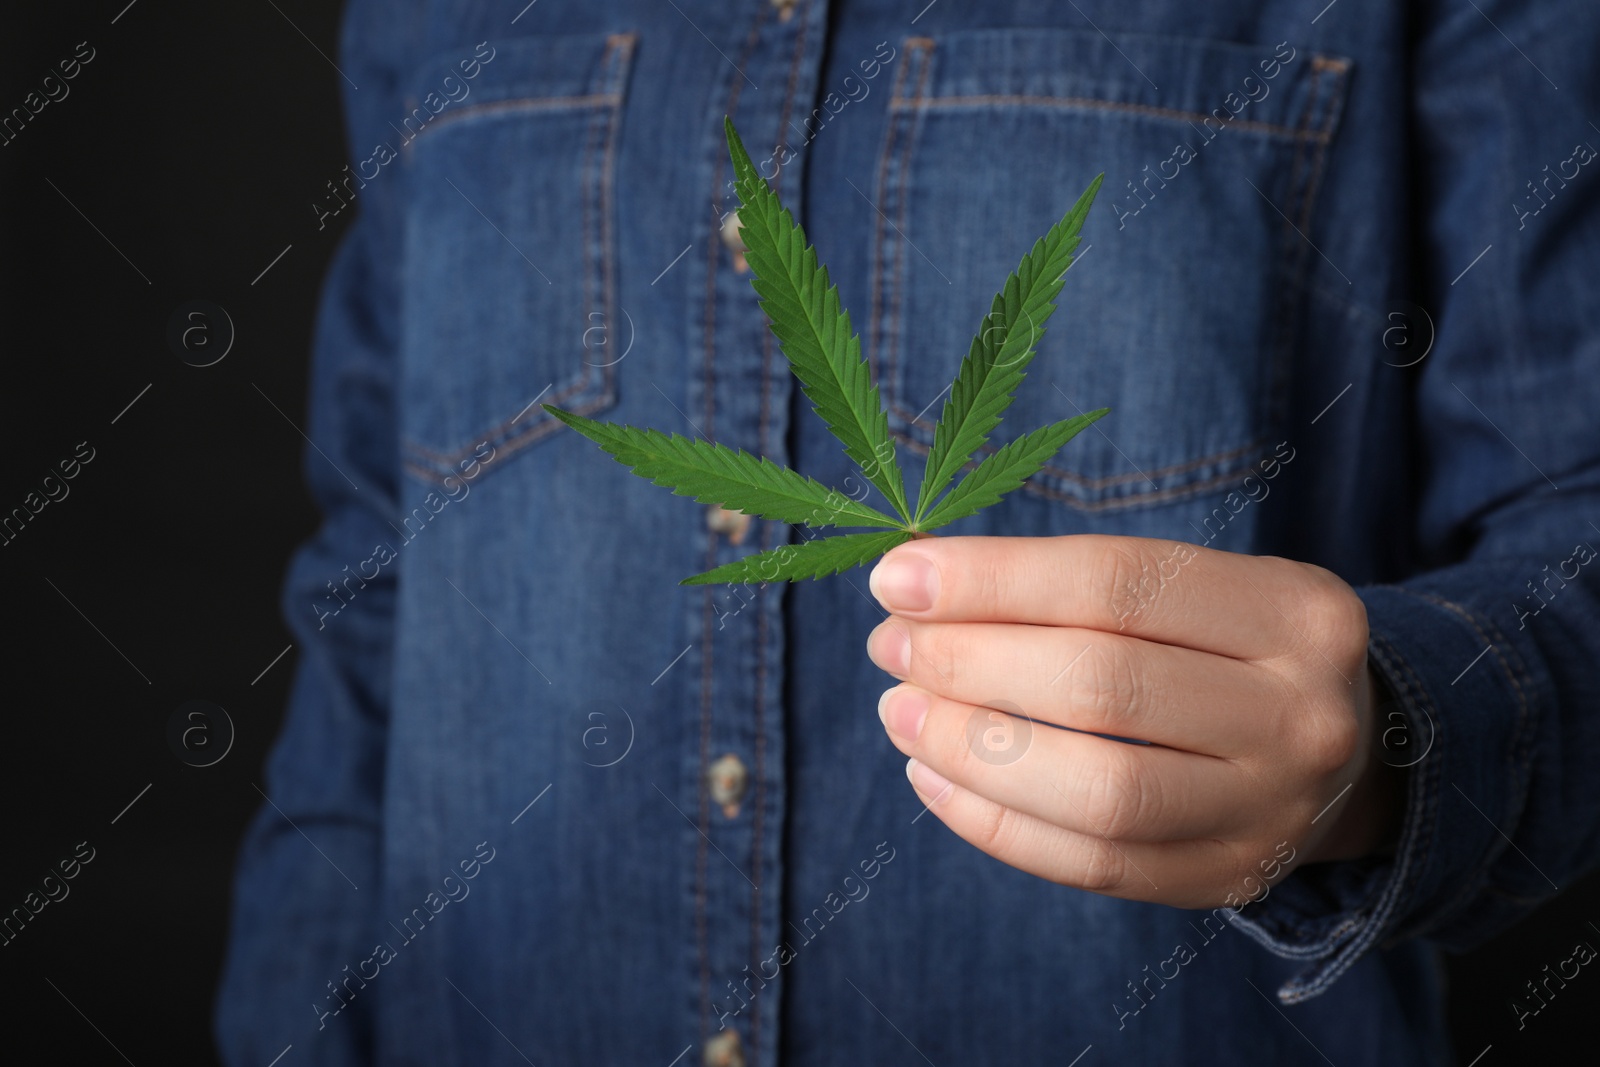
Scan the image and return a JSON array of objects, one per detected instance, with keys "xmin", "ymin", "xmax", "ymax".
[
  {"xmin": 704, "ymin": 1030, "xmax": 745, "ymax": 1067},
  {"xmin": 706, "ymin": 504, "xmax": 753, "ymax": 545},
  {"xmin": 770, "ymin": 0, "xmax": 798, "ymax": 23},
  {"xmin": 708, "ymin": 753, "xmax": 750, "ymax": 819},
  {"xmin": 719, "ymin": 210, "xmax": 749, "ymax": 273}
]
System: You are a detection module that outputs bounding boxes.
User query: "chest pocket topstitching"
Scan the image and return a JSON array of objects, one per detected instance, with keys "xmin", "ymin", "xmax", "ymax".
[
  {"xmin": 397, "ymin": 32, "xmax": 636, "ymax": 487},
  {"xmin": 869, "ymin": 30, "xmax": 1350, "ymax": 512}
]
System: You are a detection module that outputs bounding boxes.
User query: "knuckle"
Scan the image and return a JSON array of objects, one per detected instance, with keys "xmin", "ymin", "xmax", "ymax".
[
  {"xmin": 893, "ymin": 620, "xmax": 936, "ymax": 682},
  {"xmin": 962, "ymin": 546, "xmax": 1009, "ymax": 614},
  {"xmin": 1297, "ymin": 565, "xmax": 1369, "ymax": 657},
  {"xmin": 1066, "ymin": 640, "xmax": 1139, "ymax": 729},
  {"xmin": 971, "ymin": 796, "xmax": 1021, "ymax": 854},
  {"xmin": 1078, "ymin": 747, "xmax": 1149, "ymax": 840},
  {"xmin": 1073, "ymin": 836, "xmax": 1128, "ymax": 894},
  {"xmin": 954, "ymin": 701, "xmax": 1030, "ymax": 770},
  {"xmin": 933, "ymin": 540, "xmax": 1007, "ymax": 619},
  {"xmin": 935, "ymin": 700, "xmax": 984, "ymax": 773},
  {"xmin": 1097, "ymin": 539, "xmax": 1162, "ymax": 626},
  {"xmin": 1303, "ymin": 710, "xmax": 1361, "ymax": 775},
  {"xmin": 908, "ymin": 623, "xmax": 961, "ymax": 690}
]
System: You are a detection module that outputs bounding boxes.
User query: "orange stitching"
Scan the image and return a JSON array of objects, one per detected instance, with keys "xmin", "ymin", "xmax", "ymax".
[
  {"xmin": 1297, "ymin": 59, "xmax": 1345, "ymax": 233},
  {"xmin": 1410, "ymin": 591, "xmax": 1531, "ymax": 723},
  {"xmin": 885, "ymin": 47, "xmax": 933, "ymax": 423},
  {"xmin": 1290, "ymin": 61, "xmax": 1322, "ymax": 233},
  {"xmin": 403, "ymin": 38, "xmax": 638, "ymax": 480},
  {"xmin": 574, "ymin": 74, "xmax": 599, "ymax": 405},
  {"xmin": 894, "ymin": 94, "xmax": 1328, "ymax": 142},
  {"xmin": 891, "ymin": 429, "xmax": 1272, "ymax": 510},
  {"xmin": 1406, "ymin": 589, "xmax": 1545, "ymax": 906},
  {"xmin": 748, "ymin": 17, "xmax": 812, "ymax": 1056},
  {"xmin": 1260, "ymin": 61, "xmax": 1315, "ymax": 434},
  {"xmin": 411, "ymin": 93, "xmax": 623, "ymax": 142},
  {"xmin": 1284, "ymin": 56, "xmax": 1320, "ymax": 236},
  {"xmin": 876, "ymin": 41, "xmax": 1339, "ymax": 508},
  {"xmin": 1027, "ymin": 455, "xmax": 1275, "ymax": 511},
  {"xmin": 1055, "ymin": 436, "xmax": 1265, "ymax": 487},
  {"xmin": 868, "ymin": 42, "xmax": 918, "ymax": 386},
  {"xmin": 401, "ymin": 382, "xmax": 606, "ymax": 480},
  {"xmin": 897, "ymin": 419, "xmax": 1267, "ymax": 488},
  {"xmin": 598, "ymin": 36, "xmax": 628, "ymax": 406},
  {"xmin": 401, "ymin": 369, "xmax": 589, "ymax": 468},
  {"xmin": 696, "ymin": 5, "xmax": 768, "ymax": 1046}
]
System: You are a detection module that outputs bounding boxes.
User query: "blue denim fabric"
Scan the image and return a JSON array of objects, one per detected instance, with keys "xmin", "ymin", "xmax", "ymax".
[{"xmin": 215, "ymin": 0, "xmax": 1600, "ymax": 1064}]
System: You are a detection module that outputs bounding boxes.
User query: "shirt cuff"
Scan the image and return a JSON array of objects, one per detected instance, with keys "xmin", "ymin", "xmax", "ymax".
[{"xmin": 1223, "ymin": 582, "xmax": 1542, "ymax": 1003}]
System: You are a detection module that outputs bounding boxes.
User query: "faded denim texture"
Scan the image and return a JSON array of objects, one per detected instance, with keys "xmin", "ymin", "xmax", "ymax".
[{"xmin": 216, "ymin": 1, "xmax": 1600, "ymax": 1064}]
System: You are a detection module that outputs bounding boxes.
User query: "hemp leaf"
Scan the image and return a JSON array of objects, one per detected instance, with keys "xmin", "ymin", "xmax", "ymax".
[{"xmin": 547, "ymin": 117, "xmax": 1108, "ymax": 585}]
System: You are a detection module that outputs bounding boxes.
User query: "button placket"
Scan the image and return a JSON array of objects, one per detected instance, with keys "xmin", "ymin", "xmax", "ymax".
[
  {"xmin": 708, "ymin": 753, "xmax": 751, "ymax": 818},
  {"xmin": 719, "ymin": 209, "xmax": 750, "ymax": 273},
  {"xmin": 689, "ymin": 4, "xmax": 827, "ymax": 1065},
  {"xmin": 704, "ymin": 1029, "xmax": 746, "ymax": 1067},
  {"xmin": 707, "ymin": 503, "xmax": 754, "ymax": 545}
]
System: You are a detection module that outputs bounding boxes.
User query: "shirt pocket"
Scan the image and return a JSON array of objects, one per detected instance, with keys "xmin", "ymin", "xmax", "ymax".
[
  {"xmin": 869, "ymin": 30, "xmax": 1350, "ymax": 511},
  {"xmin": 397, "ymin": 32, "xmax": 636, "ymax": 485}
]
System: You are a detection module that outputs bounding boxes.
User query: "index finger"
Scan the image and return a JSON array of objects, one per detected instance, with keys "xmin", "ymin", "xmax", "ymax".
[{"xmin": 867, "ymin": 534, "xmax": 1310, "ymax": 660}]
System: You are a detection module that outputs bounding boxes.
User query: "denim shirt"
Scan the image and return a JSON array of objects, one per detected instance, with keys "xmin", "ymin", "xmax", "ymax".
[{"xmin": 216, "ymin": 1, "xmax": 1600, "ymax": 1064}]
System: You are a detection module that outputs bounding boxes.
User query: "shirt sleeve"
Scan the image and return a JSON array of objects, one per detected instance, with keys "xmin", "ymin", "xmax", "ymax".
[
  {"xmin": 214, "ymin": 3, "xmax": 416, "ymax": 1061},
  {"xmin": 1229, "ymin": 0, "xmax": 1600, "ymax": 1003}
]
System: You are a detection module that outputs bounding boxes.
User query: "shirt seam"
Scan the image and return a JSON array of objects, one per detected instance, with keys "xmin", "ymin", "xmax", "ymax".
[{"xmin": 891, "ymin": 94, "xmax": 1334, "ymax": 142}]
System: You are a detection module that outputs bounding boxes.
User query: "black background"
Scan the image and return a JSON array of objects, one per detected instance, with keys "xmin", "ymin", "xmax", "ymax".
[{"xmin": 1, "ymin": 2, "xmax": 1595, "ymax": 1064}]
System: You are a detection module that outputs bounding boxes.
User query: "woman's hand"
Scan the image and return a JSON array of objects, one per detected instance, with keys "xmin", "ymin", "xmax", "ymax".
[{"xmin": 866, "ymin": 535, "xmax": 1404, "ymax": 909}]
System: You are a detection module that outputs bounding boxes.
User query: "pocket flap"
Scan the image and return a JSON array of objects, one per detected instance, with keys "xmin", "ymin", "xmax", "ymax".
[{"xmin": 397, "ymin": 32, "xmax": 637, "ymax": 485}]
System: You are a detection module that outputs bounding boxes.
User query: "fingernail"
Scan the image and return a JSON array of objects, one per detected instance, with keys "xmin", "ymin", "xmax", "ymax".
[
  {"xmin": 871, "ymin": 553, "xmax": 939, "ymax": 613},
  {"xmin": 878, "ymin": 687, "xmax": 929, "ymax": 742},
  {"xmin": 868, "ymin": 623, "xmax": 912, "ymax": 677},
  {"xmin": 907, "ymin": 758, "xmax": 952, "ymax": 802}
]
